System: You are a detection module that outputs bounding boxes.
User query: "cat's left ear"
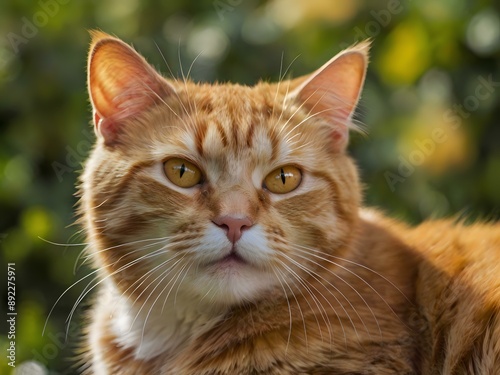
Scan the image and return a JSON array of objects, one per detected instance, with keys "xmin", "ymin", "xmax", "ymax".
[
  {"xmin": 87, "ymin": 31, "xmax": 175, "ymax": 145},
  {"xmin": 291, "ymin": 41, "xmax": 369, "ymax": 152}
]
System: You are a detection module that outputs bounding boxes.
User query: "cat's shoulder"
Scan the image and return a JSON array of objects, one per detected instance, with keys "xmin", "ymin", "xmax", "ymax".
[
  {"xmin": 360, "ymin": 208, "xmax": 500, "ymax": 372},
  {"xmin": 359, "ymin": 207, "xmax": 500, "ymax": 294}
]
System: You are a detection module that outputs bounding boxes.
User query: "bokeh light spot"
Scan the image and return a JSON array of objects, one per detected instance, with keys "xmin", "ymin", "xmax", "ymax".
[
  {"xmin": 466, "ymin": 9, "xmax": 500, "ymax": 55},
  {"xmin": 187, "ymin": 25, "xmax": 229, "ymax": 61},
  {"xmin": 21, "ymin": 206, "xmax": 54, "ymax": 240}
]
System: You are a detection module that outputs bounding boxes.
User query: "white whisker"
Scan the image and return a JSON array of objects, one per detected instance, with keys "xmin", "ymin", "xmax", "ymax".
[
  {"xmin": 271, "ymin": 267, "xmax": 293, "ymax": 355},
  {"xmin": 289, "ymin": 248, "xmax": 378, "ymax": 339},
  {"xmin": 139, "ymin": 258, "xmax": 192, "ymax": 349},
  {"xmin": 276, "ymin": 259, "xmax": 326, "ymax": 350},
  {"xmin": 275, "ymin": 267, "xmax": 308, "ymax": 352},
  {"xmin": 295, "ymin": 244, "xmax": 410, "ymax": 329},
  {"xmin": 65, "ymin": 244, "xmax": 176, "ymax": 333}
]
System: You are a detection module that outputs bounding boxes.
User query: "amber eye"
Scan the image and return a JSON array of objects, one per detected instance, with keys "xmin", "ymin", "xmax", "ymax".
[
  {"xmin": 163, "ymin": 158, "xmax": 202, "ymax": 188},
  {"xmin": 264, "ymin": 166, "xmax": 302, "ymax": 194}
]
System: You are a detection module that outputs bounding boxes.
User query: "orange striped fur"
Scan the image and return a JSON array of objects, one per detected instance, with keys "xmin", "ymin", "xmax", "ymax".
[{"xmin": 78, "ymin": 32, "xmax": 500, "ymax": 374}]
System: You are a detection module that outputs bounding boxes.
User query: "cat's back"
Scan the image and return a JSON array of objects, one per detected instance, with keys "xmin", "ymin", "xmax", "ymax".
[{"xmin": 404, "ymin": 219, "xmax": 500, "ymax": 374}]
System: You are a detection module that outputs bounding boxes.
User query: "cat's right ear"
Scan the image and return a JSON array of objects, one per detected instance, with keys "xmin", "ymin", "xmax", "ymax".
[
  {"xmin": 290, "ymin": 41, "xmax": 369, "ymax": 153},
  {"xmin": 87, "ymin": 31, "xmax": 174, "ymax": 145}
]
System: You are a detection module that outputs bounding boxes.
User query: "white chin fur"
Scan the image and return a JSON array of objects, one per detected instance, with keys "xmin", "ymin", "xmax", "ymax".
[{"xmin": 190, "ymin": 266, "xmax": 276, "ymax": 306}]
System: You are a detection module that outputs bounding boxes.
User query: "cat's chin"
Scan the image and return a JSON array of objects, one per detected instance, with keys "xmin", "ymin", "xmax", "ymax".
[{"xmin": 190, "ymin": 258, "xmax": 276, "ymax": 307}]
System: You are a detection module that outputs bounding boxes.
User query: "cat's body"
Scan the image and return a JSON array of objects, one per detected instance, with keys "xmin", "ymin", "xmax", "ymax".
[{"xmin": 79, "ymin": 32, "xmax": 500, "ymax": 374}]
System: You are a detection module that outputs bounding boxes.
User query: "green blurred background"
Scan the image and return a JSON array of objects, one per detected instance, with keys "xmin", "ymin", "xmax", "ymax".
[{"xmin": 1, "ymin": 0, "xmax": 499, "ymax": 373}]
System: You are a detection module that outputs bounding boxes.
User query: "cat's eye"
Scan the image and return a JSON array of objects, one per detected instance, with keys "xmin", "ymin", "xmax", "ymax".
[
  {"xmin": 264, "ymin": 166, "xmax": 302, "ymax": 194},
  {"xmin": 163, "ymin": 158, "xmax": 202, "ymax": 188}
]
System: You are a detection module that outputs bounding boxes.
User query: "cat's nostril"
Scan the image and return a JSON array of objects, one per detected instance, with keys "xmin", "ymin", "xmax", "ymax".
[{"xmin": 212, "ymin": 216, "xmax": 253, "ymax": 244}]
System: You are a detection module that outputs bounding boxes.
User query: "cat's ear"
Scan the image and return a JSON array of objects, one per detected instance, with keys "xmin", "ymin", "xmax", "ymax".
[
  {"xmin": 291, "ymin": 41, "xmax": 369, "ymax": 152},
  {"xmin": 87, "ymin": 31, "xmax": 174, "ymax": 145}
]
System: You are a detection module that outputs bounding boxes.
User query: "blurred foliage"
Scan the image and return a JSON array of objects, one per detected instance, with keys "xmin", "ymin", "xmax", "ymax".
[{"xmin": 0, "ymin": 0, "xmax": 499, "ymax": 373}]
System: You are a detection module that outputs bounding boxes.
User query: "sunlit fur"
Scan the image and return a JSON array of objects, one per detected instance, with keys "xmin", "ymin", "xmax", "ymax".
[{"xmin": 77, "ymin": 33, "xmax": 500, "ymax": 374}]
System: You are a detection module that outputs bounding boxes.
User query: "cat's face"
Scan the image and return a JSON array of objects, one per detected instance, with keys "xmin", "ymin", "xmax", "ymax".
[{"xmin": 81, "ymin": 32, "xmax": 368, "ymax": 307}]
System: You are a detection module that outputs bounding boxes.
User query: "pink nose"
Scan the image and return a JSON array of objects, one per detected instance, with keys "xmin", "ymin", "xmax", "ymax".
[{"xmin": 213, "ymin": 216, "xmax": 253, "ymax": 243}]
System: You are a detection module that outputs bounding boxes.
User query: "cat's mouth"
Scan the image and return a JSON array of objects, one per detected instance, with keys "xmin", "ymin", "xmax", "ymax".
[
  {"xmin": 220, "ymin": 252, "xmax": 246, "ymax": 263},
  {"xmin": 208, "ymin": 248, "xmax": 248, "ymax": 268}
]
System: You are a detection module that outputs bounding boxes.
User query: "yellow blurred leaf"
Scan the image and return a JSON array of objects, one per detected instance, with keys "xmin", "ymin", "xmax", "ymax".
[{"xmin": 377, "ymin": 19, "xmax": 431, "ymax": 85}]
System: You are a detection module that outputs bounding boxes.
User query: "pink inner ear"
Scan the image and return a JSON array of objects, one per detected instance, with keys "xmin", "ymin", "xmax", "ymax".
[
  {"xmin": 87, "ymin": 33, "xmax": 174, "ymax": 145},
  {"xmin": 93, "ymin": 111, "xmax": 101, "ymax": 132},
  {"xmin": 93, "ymin": 110, "xmax": 119, "ymax": 142},
  {"xmin": 293, "ymin": 43, "xmax": 369, "ymax": 152}
]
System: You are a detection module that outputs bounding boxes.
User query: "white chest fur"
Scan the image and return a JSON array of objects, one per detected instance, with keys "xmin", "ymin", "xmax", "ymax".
[{"xmin": 97, "ymin": 283, "xmax": 222, "ymax": 361}]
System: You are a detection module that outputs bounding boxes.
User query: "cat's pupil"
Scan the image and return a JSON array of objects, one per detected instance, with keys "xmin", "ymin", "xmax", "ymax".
[
  {"xmin": 280, "ymin": 168, "xmax": 286, "ymax": 185},
  {"xmin": 179, "ymin": 163, "xmax": 186, "ymax": 178}
]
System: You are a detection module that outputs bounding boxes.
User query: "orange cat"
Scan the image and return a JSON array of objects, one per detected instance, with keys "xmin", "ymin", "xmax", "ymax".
[{"xmin": 79, "ymin": 31, "xmax": 500, "ymax": 374}]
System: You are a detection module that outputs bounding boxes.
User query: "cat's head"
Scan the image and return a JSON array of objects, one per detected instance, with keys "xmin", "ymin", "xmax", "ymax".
[{"xmin": 81, "ymin": 31, "xmax": 368, "ymax": 307}]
